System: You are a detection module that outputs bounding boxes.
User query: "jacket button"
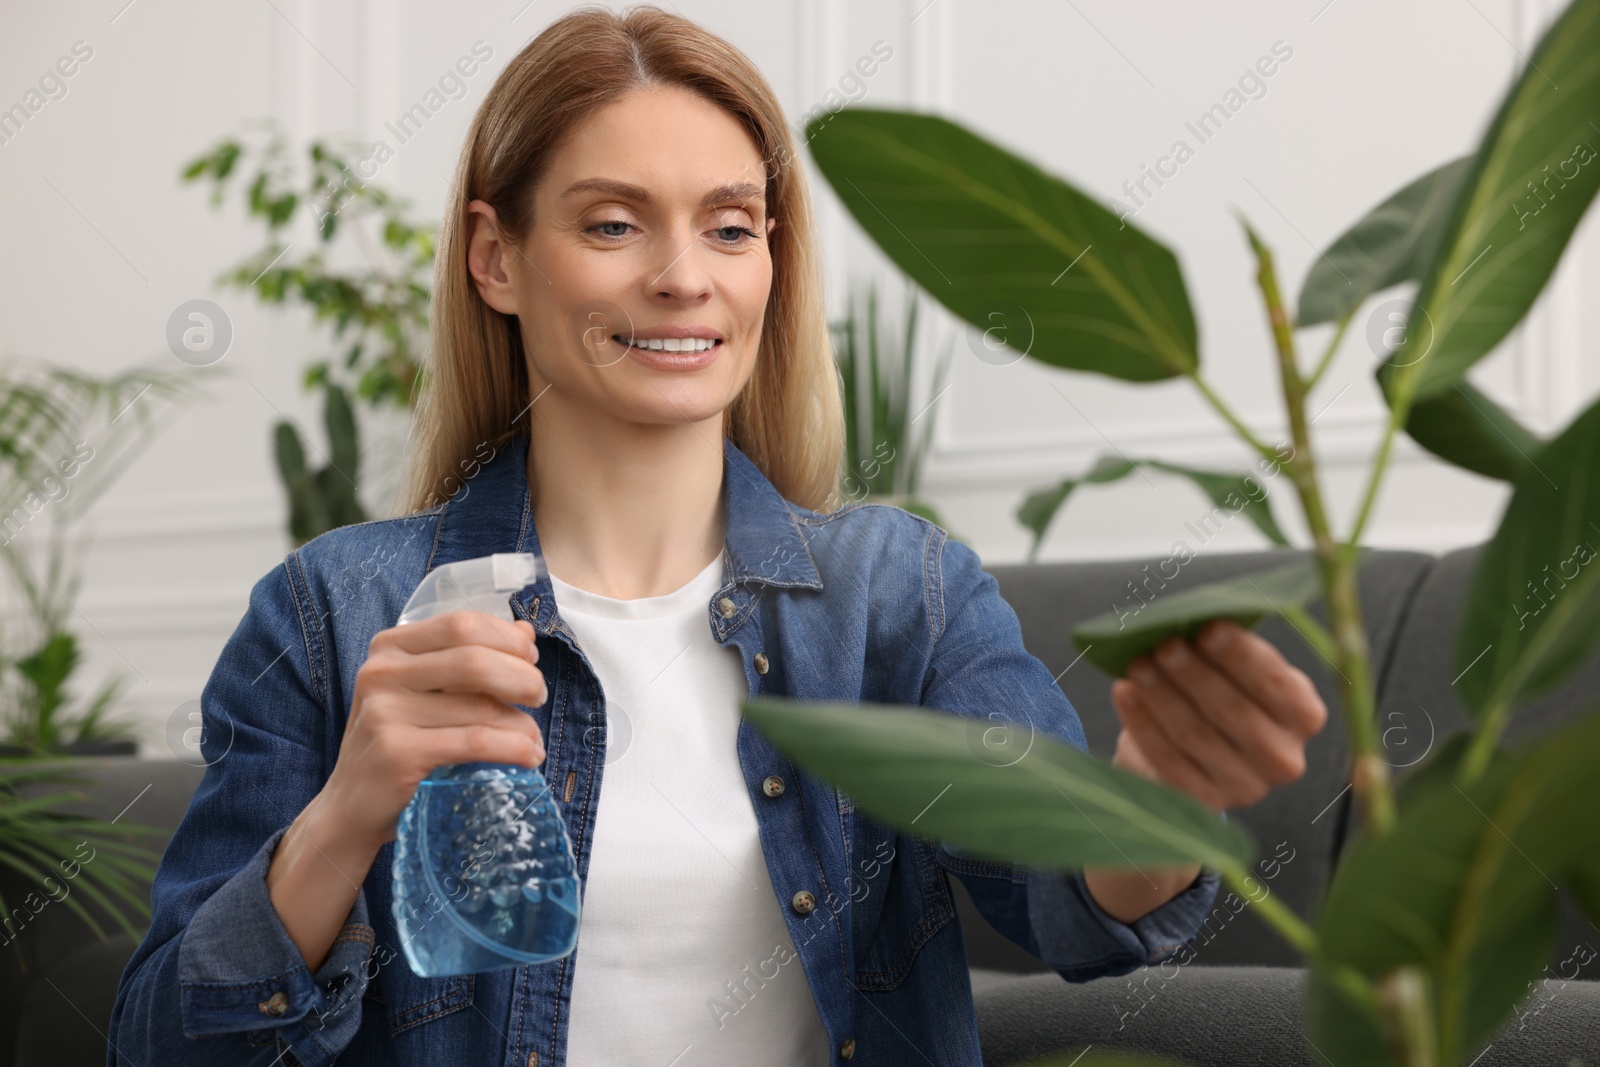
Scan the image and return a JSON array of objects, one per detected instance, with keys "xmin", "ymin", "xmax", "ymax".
[
  {"xmin": 717, "ymin": 596, "xmax": 736, "ymax": 618},
  {"xmin": 762, "ymin": 775, "xmax": 785, "ymax": 798},
  {"xmin": 791, "ymin": 889, "xmax": 815, "ymax": 915},
  {"xmin": 754, "ymin": 652, "xmax": 769, "ymax": 675},
  {"xmin": 840, "ymin": 1036, "xmax": 856, "ymax": 1059},
  {"xmin": 258, "ymin": 990, "xmax": 289, "ymax": 1017}
]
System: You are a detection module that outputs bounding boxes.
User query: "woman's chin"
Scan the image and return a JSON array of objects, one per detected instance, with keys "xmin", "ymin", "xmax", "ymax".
[{"xmin": 607, "ymin": 385, "xmax": 736, "ymax": 429}]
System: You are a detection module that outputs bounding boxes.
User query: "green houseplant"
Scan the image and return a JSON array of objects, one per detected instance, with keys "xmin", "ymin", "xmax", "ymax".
[
  {"xmin": 741, "ymin": 2, "xmax": 1600, "ymax": 1065},
  {"xmin": 0, "ymin": 757, "xmax": 166, "ymax": 967},
  {"xmin": 0, "ymin": 359, "xmax": 186, "ymax": 966},
  {"xmin": 180, "ymin": 122, "xmax": 437, "ymax": 545},
  {"xmin": 0, "ymin": 357, "xmax": 200, "ymax": 756},
  {"xmin": 830, "ymin": 274, "xmax": 955, "ymax": 532}
]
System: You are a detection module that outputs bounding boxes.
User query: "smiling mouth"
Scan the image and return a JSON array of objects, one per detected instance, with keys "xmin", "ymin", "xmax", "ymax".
[{"xmin": 612, "ymin": 335, "xmax": 723, "ymax": 353}]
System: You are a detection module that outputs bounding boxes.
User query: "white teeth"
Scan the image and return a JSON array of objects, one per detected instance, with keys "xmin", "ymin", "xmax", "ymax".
[{"xmin": 616, "ymin": 336, "xmax": 718, "ymax": 352}]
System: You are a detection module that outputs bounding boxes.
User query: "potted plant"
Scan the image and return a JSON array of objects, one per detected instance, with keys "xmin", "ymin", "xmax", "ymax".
[
  {"xmin": 743, "ymin": 2, "xmax": 1600, "ymax": 1064},
  {"xmin": 830, "ymin": 274, "xmax": 957, "ymax": 534},
  {"xmin": 180, "ymin": 123, "xmax": 438, "ymax": 544},
  {"xmin": 0, "ymin": 756, "xmax": 166, "ymax": 966},
  {"xmin": 0, "ymin": 357, "xmax": 201, "ymax": 759}
]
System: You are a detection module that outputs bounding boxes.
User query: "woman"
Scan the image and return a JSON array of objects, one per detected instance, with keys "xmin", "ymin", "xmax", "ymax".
[{"xmin": 110, "ymin": 7, "xmax": 1326, "ymax": 1065}]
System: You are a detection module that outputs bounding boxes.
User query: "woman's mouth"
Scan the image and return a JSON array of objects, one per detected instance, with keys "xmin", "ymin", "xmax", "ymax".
[
  {"xmin": 611, "ymin": 334, "xmax": 723, "ymax": 369},
  {"xmin": 612, "ymin": 335, "xmax": 722, "ymax": 353}
]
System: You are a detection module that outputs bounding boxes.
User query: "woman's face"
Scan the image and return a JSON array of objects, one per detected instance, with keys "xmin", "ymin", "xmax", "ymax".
[{"xmin": 467, "ymin": 85, "xmax": 777, "ymax": 430}]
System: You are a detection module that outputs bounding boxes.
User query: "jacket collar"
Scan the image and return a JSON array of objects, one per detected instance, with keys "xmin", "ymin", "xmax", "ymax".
[{"xmin": 425, "ymin": 432, "xmax": 823, "ymax": 629}]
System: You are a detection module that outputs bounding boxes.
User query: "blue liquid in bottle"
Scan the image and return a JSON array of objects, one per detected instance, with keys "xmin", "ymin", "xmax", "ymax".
[{"xmin": 389, "ymin": 553, "xmax": 582, "ymax": 977}]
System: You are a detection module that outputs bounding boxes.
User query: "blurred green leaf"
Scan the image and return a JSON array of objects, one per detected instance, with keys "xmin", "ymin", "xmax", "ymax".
[
  {"xmin": 1019, "ymin": 455, "xmax": 1288, "ymax": 561},
  {"xmin": 1070, "ymin": 558, "xmax": 1325, "ymax": 678},
  {"xmin": 741, "ymin": 695, "xmax": 1252, "ymax": 873},
  {"xmin": 1297, "ymin": 157, "xmax": 1472, "ymax": 328},
  {"xmin": 807, "ymin": 108, "xmax": 1198, "ymax": 381},
  {"xmin": 0, "ymin": 762, "xmax": 166, "ymax": 949},
  {"xmin": 1401, "ymin": 379, "xmax": 1542, "ymax": 483},
  {"xmin": 1305, "ymin": 962, "xmax": 1393, "ymax": 1067},
  {"xmin": 14, "ymin": 633, "xmax": 77, "ymax": 732},
  {"xmin": 1315, "ymin": 709, "xmax": 1600, "ymax": 1063},
  {"xmin": 1392, "ymin": 731, "xmax": 1476, "ymax": 810},
  {"xmin": 1454, "ymin": 391, "xmax": 1600, "ymax": 722},
  {"xmin": 1376, "ymin": 0, "xmax": 1600, "ymax": 405},
  {"xmin": 1301, "ymin": 152, "xmax": 1543, "ymax": 481}
]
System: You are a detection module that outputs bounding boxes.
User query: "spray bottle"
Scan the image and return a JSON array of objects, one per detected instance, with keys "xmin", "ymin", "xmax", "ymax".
[{"xmin": 389, "ymin": 552, "xmax": 581, "ymax": 976}]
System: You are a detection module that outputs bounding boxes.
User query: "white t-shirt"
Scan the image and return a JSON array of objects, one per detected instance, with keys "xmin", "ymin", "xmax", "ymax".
[{"xmin": 553, "ymin": 550, "xmax": 831, "ymax": 1065}]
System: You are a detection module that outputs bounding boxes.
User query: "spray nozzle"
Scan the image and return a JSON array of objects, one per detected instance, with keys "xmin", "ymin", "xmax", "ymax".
[{"xmin": 397, "ymin": 552, "xmax": 544, "ymax": 626}]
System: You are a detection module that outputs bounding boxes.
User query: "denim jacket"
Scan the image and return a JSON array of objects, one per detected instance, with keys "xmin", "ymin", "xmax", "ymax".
[{"xmin": 109, "ymin": 432, "xmax": 1220, "ymax": 1067}]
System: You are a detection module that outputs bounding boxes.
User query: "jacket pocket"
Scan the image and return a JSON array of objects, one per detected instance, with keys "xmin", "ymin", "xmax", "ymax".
[
  {"xmin": 367, "ymin": 968, "xmax": 475, "ymax": 1034},
  {"xmin": 853, "ymin": 829, "xmax": 954, "ymax": 991}
]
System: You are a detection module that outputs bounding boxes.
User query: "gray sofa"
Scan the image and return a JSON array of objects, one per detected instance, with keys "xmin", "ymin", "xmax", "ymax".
[{"xmin": 3, "ymin": 543, "xmax": 1596, "ymax": 1066}]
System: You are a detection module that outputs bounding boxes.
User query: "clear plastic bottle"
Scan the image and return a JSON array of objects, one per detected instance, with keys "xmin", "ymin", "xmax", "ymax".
[{"xmin": 389, "ymin": 552, "xmax": 582, "ymax": 977}]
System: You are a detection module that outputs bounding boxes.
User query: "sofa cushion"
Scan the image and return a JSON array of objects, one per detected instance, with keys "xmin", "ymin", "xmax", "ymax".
[
  {"xmin": 972, "ymin": 965, "xmax": 1600, "ymax": 1066},
  {"xmin": 14, "ymin": 933, "xmax": 139, "ymax": 1067}
]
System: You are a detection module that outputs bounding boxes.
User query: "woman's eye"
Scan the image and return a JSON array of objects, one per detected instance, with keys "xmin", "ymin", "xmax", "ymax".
[{"xmin": 584, "ymin": 219, "xmax": 758, "ymax": 244}]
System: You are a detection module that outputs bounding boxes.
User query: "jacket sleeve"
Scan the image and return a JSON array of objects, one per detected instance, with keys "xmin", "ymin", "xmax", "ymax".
[
  {"xmin": 918, "ymin": 528, "xmax": 1222, "ymax": 983},
  {"xmin": 107, "ymin": 552, "xmax": 376, "ymax": 1067}
]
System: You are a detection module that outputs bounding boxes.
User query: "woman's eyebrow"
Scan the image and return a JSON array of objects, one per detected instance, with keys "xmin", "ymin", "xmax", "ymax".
[{"xmin": 561, "ymin": 177, "xmax": 764, "ymax": 208}]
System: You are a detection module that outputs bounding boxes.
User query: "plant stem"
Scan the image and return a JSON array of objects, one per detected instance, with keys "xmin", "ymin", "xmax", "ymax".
[
  {"xmin": 1375, "ymin": 966, "xmax": 1439, "ymax": 1067},
  {"xmin": 1241, "ymin": 219, "xmax": 1396, "ymax": 836},
  {"xmin": 1342, "ymin": 391, "xmax": 1407, "ymax": 563},
  {"xmin": 1304, "ymin": 308, "xmax": 1354, "ymax": 393},
  {"xmin": 1459, "ymin": 697, "xmax": 1509, "ymax": 784},
  {"xmin": 1222, "ymin": 868, "xmax": 1383, "ymax": 1020},
  {"xmin": 1222, "ymin": 867, "xmax": 1318, "ymax": 955},
  {"xmin": 1276, "ymin": 604, "xmax": 1341, "ymax": 670},
  {"xmin": 1189, "ymin": 373, "xmax": 1285, "ymax": 466}
]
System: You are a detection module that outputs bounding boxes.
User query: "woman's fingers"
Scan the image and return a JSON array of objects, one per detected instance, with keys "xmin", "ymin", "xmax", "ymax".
[
  {"xmin": 377, "ymin": 611, "xmax": 539, "ymax": 665},
  {"xmin": 1111, "ymin": 682, "xmax": 1229, "ymax": 810},
  {"xmin": 401, "ymin": 691, "xmax": 543, "ymax": 734},
  {"xmin": 1116, "ymin": 657, "xmax": 1274, "ymax": 809},
  {"xmin": 370, "ymin": 641, "xmax": 547, "ymax": 708},
  {"xmin": 428, "ymin": 719, "xmax": 545, "ymax": 767},
  {"xmin": 1147, "ymin": 634, "xmax": 1308, "ymax": 788},
  {"xmin": 1192, "ymin": 620, "xmax": 1326, "ymax": 739}
]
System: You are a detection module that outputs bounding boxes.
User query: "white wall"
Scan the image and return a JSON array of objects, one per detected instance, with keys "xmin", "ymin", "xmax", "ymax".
[{"xmin": 0, "ymin": 0, "xmax": 1592, "ymax": 754}]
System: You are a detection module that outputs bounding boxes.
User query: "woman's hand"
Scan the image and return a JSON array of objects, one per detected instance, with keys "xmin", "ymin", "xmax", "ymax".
[
  {"xmin": 1080, "ymin": 619, "xmax": 1326, "ymax": 923},
  {"xmin": 319, "ymin": 612, "xmax": 550, "ymax": 855},
  {"xmin": 1108, "ymin": 618, "xmax": 1328, "ymax": 811}
]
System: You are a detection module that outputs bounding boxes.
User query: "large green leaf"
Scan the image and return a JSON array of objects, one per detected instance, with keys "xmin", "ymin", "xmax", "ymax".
[
  {"xmin": 1313, "ymin": 709, "xmax": 1600, "ymax": 1064},
  {"xmin": 1018, "ymin": 455, "xmax": 1288, "ymax": 562},
  {"xmin": 1570, "ymin": 856, "xmax": 1600, "ymax": 930},
  {"xmin": 1454, "ymin": 391, "xmax": 1600, "ymax": 721},
  {"xmin": 1069, "ymin": 558, "xmax": 1325, "ymax": 678},
  {"xmin": 1304, "ymin": 962, "xmax": 1392, "ymax": 1067},
  {"xmin": 805, "ymin": 108, "xmax": 1199, "ymax": 381},
  {"xmin": 1376, "ymin": 0, "xmax": 1600, "ymax": 405},
  {"xmin": 1300, "ymin": 154, "xmax": 1542, "ymax": 480},
  {"xmin": 14, "ymin": 632, "xmax": 78, "ymax": 727},
  {"xmin": 740, "ymin": 696, "xmax": 1251, "ymax": 873},
  {"xmin": 1401, "ymin": 378, "xmax": 1542, "ymax": 482},
  {"xmin": 1296, "ymin": 156, "xmax": 1472, "ymax": 328},
  {"xmin": 1391, "ymin": 731, "xmax": 1477, "ymax": 811}
]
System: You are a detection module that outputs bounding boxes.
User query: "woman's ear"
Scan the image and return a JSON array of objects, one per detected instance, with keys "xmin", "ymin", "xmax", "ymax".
[
  {"xmin": 465, "ymin": 199, "xmax": 520, "ymax": 315},
  {"xmin": 766, "ymin": 216, "xmax": 778, "ymax": 238}
]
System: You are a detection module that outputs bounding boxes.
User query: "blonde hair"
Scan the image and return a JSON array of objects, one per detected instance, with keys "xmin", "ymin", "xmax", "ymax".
[{"xmin": 397, "ymin": 4, "xmax": 844, "ymax": 516}]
